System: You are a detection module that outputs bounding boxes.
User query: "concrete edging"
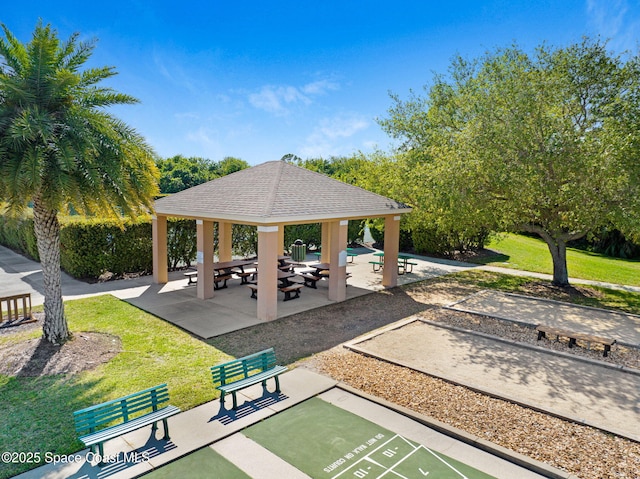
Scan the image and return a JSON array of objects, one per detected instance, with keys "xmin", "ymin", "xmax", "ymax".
[{"xmin": 344, "ymin": 317, "xmax": 640, "ymax": 443}]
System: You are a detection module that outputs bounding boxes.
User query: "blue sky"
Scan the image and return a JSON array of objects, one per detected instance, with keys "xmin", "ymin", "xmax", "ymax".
[{"xmin": 3, "ymin": 1, "xmax": 640, "ymax": 165}]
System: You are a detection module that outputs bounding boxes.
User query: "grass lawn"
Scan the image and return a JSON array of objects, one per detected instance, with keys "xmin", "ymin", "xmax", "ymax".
[
  {"xmin": 448, "ymin": 270, "xmax": 640, "ymax": 314},
  {"xmin": 469, "ymin": 233, "xmax": 640, "ymax": 287},
  {"xmin": 0, "ymin": 295, "xmax": 230, "ymax": 479}
]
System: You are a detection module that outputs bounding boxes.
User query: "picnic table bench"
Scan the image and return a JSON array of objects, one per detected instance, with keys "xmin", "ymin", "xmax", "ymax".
[
  {"xmin": 369, "ymin": 253, "xmax": 417, "ymax": 274},
  {"xmin": 246, "ymin": 283, "xmax": 304, "ymax": 301},
  {"xmin": 184, "ymin": 271, "xmax": 198, "ymax": 285},
  {"xmin": 73, "ymin": 384, "xmax": 180, "ymax": 465},
  {"xmin": 536, "ymin": 324, "xmax": 616, "ymax": 357},
  {"xmin": 211, "ymin": 348, "xmax": 287, "ymax": 410}
]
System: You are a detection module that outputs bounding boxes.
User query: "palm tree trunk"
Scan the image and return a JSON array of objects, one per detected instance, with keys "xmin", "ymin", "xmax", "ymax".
[{"xmin": 32, "ymin": 199, "xmax": 70, "ymax": 344}]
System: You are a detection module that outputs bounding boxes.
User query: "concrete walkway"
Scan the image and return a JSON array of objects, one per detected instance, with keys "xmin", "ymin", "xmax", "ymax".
[
  {"xmin": 348, "ymin": 317, "xmax": 640, "ymax": 442},
  {"xmin": 13, "ymin": 369, "xmax": 560, "ymax": 479},
  {"xmin": 0, "ymin": 245, "xmax": 470, "ymax": 338},
  {"xmin": 448, "ymin": 289, "xmax": 640, "ymax": 348}
]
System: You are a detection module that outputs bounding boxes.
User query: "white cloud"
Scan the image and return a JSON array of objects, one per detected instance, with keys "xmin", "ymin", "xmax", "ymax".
[
  {"xmin": 300, "ymin": 113, "xmax": 370, "ymax": 157},
  {"xmin": 248, "ymin": 79, "xmax": 341, "ymax": 115},
  {"xmin": 586, "ymin": 0, "xmax": 638, "ymax": 51},
  {"xmin": 301, "ymin": 79, "xmax": 340, "ymax": 95},
  {"xmin": 186, "ymin": 126, "xmax": 219, "ymax": 147}
]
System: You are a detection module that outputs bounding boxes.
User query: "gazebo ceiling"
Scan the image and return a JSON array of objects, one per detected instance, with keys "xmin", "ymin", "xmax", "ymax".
[{"xmin": 154, "ymin": 160, "xmax": 412, "ymax": 224}]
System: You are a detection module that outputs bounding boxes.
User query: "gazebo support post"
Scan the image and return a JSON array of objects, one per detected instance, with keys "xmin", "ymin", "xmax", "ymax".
[
  {"xmin": 320, "ymin": 222, "xmax": 330, "ymax": 263},
  {"xmin": 328, "ymin": 220, "xmax": 348, "ymax": 302},
  {"xmin": 152, "ymin": 215, "xmax": 168, "ymax": 284},
  {"xmin": 278, "ymin": 225, "xmax": 285, "ymax": 255},
  {"xmin": 382, "ymin": 215, "xmax": 400, "ymax": 288},
  {"xmin": 257, "ymin": 225, "xmax": 279, "ymax": 321},
  {"xmin": 196, "ymin": 220, "xmax": 215, "ymax": 299},
  {"xmin": 218, "ymin": 221, "xmax": 233, "ymax": 262}
]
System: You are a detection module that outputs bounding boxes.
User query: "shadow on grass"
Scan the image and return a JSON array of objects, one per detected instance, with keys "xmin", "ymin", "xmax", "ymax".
[
  {"xmin": 463, "ymin": 250, "xmax": 510, "ymax": 266},
  {"xmin": 0, "ymin": 375, "xmax": 118, "ymax": 479},
  {"xmin": 206, "ymin": 286, "xmax": 430, "ymax": 365}
]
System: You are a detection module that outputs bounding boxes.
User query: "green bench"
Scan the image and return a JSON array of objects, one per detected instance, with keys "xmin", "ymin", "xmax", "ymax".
[
  {"xmin": 73, "ymin": 384, "xmax": 180, "ymax": 465},
  {"xmin": 211, "ymin": 348, "xmax": 288, "ymax": 410}
]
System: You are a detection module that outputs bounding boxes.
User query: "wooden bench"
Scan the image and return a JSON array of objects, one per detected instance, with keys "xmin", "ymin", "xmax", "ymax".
[
  {"xmin": 280, "ymin": 284, "xmax": 303, "ymax": 301},
  {"xmin": 211, "ymin": 348, "xmax": 287, "ymax": 410},
  {"xmin": 214, "ymin": 274, "xmax": 232, "ymax": 290},
  {"xmin": 536, "ymin": 324, "xmax": 616, "ymax": 357},
  {"xmin": 300, "ymin": 273, "xmax": 323, "ymax": 288},
  {"xmin": 247, "ymin": 283, "xmax": 304, "ymax": 301},
  {"xmin": 235, "ymin": 271, "xmax": 255, "ymax": 284},
  {"xmin": 0, "ymin": 293, "xmax": 33, "ymax": 324},
  {"xmin": 73, "ymin": 384, "xmax": 180, "ymax": 465},
  {"xmin": 183, "ymin": 271, "xmax": 198, "ymax": 285}
]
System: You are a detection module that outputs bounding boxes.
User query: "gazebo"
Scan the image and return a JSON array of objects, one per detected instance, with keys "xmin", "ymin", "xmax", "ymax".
[{"xmin": 152, "ymin": 161, "xmax": 412, "ymax": 321}]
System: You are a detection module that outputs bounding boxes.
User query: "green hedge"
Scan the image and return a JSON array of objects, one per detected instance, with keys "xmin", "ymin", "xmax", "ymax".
[
  {"xmin": 0, "ymin": 215, "xmax": 40, "ymax": 260},
  {"xmin": 0, "ymin": 214, "xmax": 370, "ymax": 280},
  {"xmin": 60, "ymin": 217, "xmax": 153, "ymax": 278}
]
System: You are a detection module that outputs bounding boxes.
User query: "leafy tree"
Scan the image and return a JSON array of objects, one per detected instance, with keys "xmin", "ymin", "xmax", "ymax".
[
  {"xmin": 156, "ymin": 155, "xmax": 249, "ymax": 193},
  {"xmin": 379, "ymin": 38, "xmax": 640, "ymax": 285},
  {"xmin": 156, "ymin": 155, "xmax": 216, "ymax": 193},
  {"xmin": 0, "ymin": 22, "xmax": 159, "ymax": 343},
  {"xmin": 217, "ymin": 156, "xmax": 249, "ymax": 176}
]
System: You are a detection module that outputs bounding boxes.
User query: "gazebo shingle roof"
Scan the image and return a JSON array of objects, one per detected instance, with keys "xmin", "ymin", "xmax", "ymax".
[{"xmin": 154, "ymin": 160, "xmax": 411, "ymax": 224}]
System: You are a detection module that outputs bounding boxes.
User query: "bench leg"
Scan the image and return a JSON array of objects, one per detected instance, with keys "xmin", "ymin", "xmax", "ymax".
[
  {"xmin": 537, "ymin": 331, "xmax": 545, "ymax": 341},
  {"xmin": 95, "ymin": 442, "xmax": 106, "ymax": 466},
  {"xmin": 162, "ymin": 418, "xmax": 170, "ymax": 440},
  {"xmin": 261, "ymin": 375, "xmax": 282, "ymax": 394},
  {"xmin": 568, "ymin": 337, "xmax": 576, "ymax": 348},
  {"xmin": 603, "ymin": 345, "xmax": 611, "ymax": 357},
  {"xmin": 250, "ymin": 288, "xmax": 257, "ymax": 299}
]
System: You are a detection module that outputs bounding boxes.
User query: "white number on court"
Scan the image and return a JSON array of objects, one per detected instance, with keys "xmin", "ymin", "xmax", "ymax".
[
  {"xmin": 382, "ymin": 448, "xmax": 397, "ymax": 458},
  {"xmin": 353, "ymin": 468, "xmax": 369, "ymax": 478}
]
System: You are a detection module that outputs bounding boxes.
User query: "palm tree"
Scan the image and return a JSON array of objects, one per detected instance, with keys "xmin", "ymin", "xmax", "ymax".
[{"xmin": 0, "ymin": 22, "xmax": 159, "ymax": 344}]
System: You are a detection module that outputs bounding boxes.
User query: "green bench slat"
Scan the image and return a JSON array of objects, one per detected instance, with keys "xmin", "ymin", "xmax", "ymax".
[
  {"xmin": 73, "ymin": 383, "xmax": 180, "ymax": 464},
  {"xmin": 218, "ymin": 366, "xmax": 288, "ymax": 394},
  {"xmin": 74, "ymin": 387, "xmax": 171, "ymax": 432},
  {"xmin": 210, "ymin": 347, "xmax": 287, "ymax": 410},
  {"xmin": 79, "ymin": 405, "xmax": 181, "ymax": 446}
]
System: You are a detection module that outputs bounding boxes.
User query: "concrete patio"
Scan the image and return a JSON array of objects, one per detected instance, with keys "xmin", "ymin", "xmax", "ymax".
[{"xmin": 0, "ymin": 245, "xmax": 474, "ymax": 339}]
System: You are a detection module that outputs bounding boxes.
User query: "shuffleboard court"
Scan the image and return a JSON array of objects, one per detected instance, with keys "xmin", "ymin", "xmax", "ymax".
[
  {"xmin": 143, "ymin": 447, "xmax": 251, "ymax": 479},
  {"xmin": 244, "ymin": 397, "xmax": 496, "ymax": 478}
]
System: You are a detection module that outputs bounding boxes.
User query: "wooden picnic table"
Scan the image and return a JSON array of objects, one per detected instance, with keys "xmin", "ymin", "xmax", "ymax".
[
  {"xmin": 213, "ymin": 260, "xmax": 255, "ymax": 289},
  {"xmin": 308, "ymin": 263, "xmax": 330, "ymax": 276}
]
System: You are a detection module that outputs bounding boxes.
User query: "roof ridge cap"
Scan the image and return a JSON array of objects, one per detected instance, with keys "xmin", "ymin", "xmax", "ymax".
[{"xmin": 263, "ymin": 161, "xmax": 284, "ymax": 216}]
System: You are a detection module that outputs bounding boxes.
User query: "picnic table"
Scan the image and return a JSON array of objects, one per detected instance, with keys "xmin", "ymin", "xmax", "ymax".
[
  {"xmin": 369, "ymin": 253, "xmax": 417, "ymax": 274},
  {"xmin": 213, "ymin": 260, "xmax": 255, "ymax": 288},
  {"xmin": 308, "ymin": 263, "xmax": 330, "ymax": 276}
]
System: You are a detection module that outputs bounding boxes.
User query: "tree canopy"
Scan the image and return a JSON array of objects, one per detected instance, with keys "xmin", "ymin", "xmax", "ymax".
[
  {"xmin": 0, "ymin": 22, "xmax": 159, "ymax": 343},
  {"xmin": 156, "ymin": 155, "xmax": 249, "ymax": 193},
  {"xmin": 379, "ymin": 38, "xmax": 640, "ymax": 285}
]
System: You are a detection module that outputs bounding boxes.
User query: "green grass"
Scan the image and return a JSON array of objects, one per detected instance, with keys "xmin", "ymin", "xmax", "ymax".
[
  {"xmin": 469, "ymin": 233, "xmax": 640, "ymax": 287},
  {"xmin": 0, "ymin": 295, "xmax": 230, "ymax": 479},
  {"xmin": 447, "ymin": 270, "xmax": 640, "ymax": 315}
]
